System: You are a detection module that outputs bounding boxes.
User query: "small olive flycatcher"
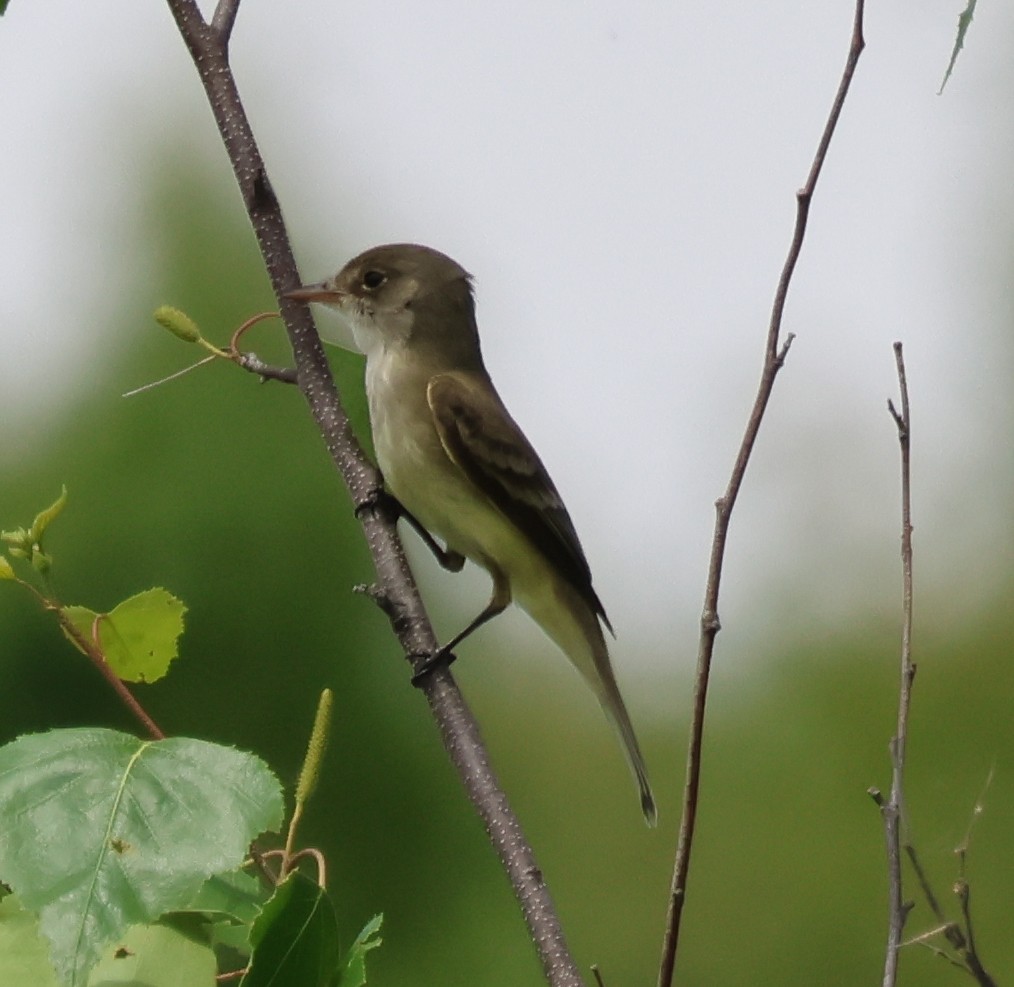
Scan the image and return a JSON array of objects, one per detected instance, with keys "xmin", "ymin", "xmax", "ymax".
[{"xmin": 287, "ymin": 243, "xmax": 656, "ymax": 824}]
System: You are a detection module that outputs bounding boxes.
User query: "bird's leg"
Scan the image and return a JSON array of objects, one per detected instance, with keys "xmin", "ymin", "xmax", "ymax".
[
  {"xmin": 400, "ymin": 508, "xmax": 465, "ymax": 573},
  {"xmin": 411, "ymin": 570, "xmax": 511, "ymax": 684},
  {"xmin": 356, "ymin": 488, "xmax": 465, "ymax": 572}
]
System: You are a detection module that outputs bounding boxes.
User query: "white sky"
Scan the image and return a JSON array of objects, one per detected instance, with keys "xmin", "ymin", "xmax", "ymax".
[{"xmin": 2, "ymin": 2, "xmax": 1011, "ymax": 685}]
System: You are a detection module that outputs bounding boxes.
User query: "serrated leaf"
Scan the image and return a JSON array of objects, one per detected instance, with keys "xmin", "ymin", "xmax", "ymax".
[
  {"xmin": 29, "ymin": 486, "xmax": 68, "ymax": 545},
  {"xmin": 240, "ymin": 873, "xmax": 339, "ymax": 987},
  {"xmin": 334, "ymin": 914, "xmax": 383, "ymax": 987},
  {"xmin": 0, "ymin": 895, "xmax": 60, "ymax": 987},
  {"xmin": 61, "ymin": 589, "xmax": 187, "ymax": 683},
  {"xmin": 0, "ymin": 728, "xmax": 283, "ymax": 987},
  {"xmin": 86, "ymin": 915, "xmax": 217, "ymax": 986}
]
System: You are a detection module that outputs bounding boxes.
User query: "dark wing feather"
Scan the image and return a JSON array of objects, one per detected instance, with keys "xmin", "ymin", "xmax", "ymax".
[{"xmin": 427, "ymin": 371, "xmax": 611, "ymax": 631}]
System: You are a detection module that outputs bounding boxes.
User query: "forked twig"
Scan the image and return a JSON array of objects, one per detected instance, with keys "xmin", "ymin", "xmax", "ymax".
[
  {"xmin": 878, "ymin": 351, "xmax": 996, "ymax": 987},
  {"xmin": 899, "ymin": 777, "xmax": 998, "ymax": 987},
  {"xmin": 657, "ymin": 5, "xmax": 867, "ymax": 984},
  {"xmin": 879, "ymin": 341, "xmax": 916, "ymax": 987}
]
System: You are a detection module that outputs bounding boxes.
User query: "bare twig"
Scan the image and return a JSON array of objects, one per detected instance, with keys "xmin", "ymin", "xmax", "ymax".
[
  {"xmin": 879, "ymin": 349, "xmax": 996, "ymax": 987},
  {"xmin": 235, "ymin": 353, "xmax": 299, "ymax": 384},
  {"xmin": 879, "ymin": 346, "xmax": 999, "ymax": 985},
  {"xmin": 54, "ymin": 605, "xmax": 165, "ymax": 740},
  {"xmin": 879, "ymin": 340, "xmax": 916, "ymax": 987},
  {"xmin": 955, "ymin": 764, "xmax": 993, "ymax": 866},
  {"xmin": 904, "ymin": 843, "xmax": 945, "ymax": 925},
  {"xmin": 122, "ymin": 354, "xmax": 219, "ymax": 397},
  {"xmin": 930, "ymin": 873, "xmax": 998, "ymax": 987},
  {"xmin": 211, "ymin": 0, "xmax": 240, "ymax": 43},
  {"xmin": 950, "ymin": 771, "xmax": 998, "ymax": 987},
  {"xmin": 228, "ymin": 312, "xmax": 301, "ymax": 383},
  {"xmin": 656, "ymin": 6, "xmax": 867, "ymax": 985},
  {"xmin": 162, "ymin": 2, "xmax": 582, "ymax": 983}
]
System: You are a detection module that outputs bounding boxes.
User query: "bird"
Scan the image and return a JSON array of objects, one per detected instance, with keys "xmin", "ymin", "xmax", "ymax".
[{"xmin": 286, "ymin": 243, "xmax": 656, "ymax": 825}]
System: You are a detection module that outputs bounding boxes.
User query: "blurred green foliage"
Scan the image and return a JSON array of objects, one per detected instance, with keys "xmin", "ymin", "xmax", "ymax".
[{"xmin": 1, "ymin": 160, "xmax": 1011, "ymax": 986}]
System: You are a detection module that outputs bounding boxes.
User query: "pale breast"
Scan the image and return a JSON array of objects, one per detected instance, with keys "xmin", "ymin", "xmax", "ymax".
[{"xmin": 365, "ymin": 347, "xmax": 532, "ymax": 574}]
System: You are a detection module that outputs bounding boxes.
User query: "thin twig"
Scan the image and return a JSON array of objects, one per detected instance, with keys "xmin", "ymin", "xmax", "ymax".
[
  {"xmin": 211, "ymin": 0, "xmax": 240, "ymax": 43},
  {"xmin": 884, "ymin": 349, "xmax": 995, "ymax": 987},
  {"xmin": 54, "ymin": 606, "xmax": 165, "ymax": 740},
  {"xmin": 900, "ymin": 772, "xmax": 997, "ymax": 985},
  {"xmin": 952, "ymin": 770, "xmax": 999, "ymax": 987},
  {"xmin": 656, "ymin": 6, "xmax": 866, "ymax": 985},
  {"xmin": 235, "ymin": 353, "xmax": 299, "ymax": 384},
  {"xmin": 956, "ymin": 766, "xmax": 992, "ymax": 855},
  {"xmin": 122, "ymin": 354, "xmax": 218, "ymax": 397},
  {"xmin": 880, "ymin": 340, "xmax": 916, "ymax": 987},
  {"xmin": 904, "ymin": 843, "xmax": 946, "ymax": 925},
  {"xmin": 162, "ymin": 3, "xmax": 583, "ymax": 983}
]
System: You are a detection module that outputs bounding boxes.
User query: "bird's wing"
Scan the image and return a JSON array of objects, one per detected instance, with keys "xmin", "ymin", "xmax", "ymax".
[{"xmin": 427, "ymin": 371, "xmax": 611, "ymax": 631}]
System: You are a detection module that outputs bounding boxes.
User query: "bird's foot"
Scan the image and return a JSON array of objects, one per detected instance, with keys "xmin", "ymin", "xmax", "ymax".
[
  {"xmin": 354, "ymin": 486, "xmax": 399, "ymax": 523},
  {"xmin": 409, "ymin": 647, "xmax": 457, "ymax": 686}
]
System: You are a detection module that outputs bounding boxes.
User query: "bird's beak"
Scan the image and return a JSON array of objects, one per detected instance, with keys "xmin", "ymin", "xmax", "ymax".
[{"xmin": 283, "ymin": 281, "xmax": 345, "ymax": 304}]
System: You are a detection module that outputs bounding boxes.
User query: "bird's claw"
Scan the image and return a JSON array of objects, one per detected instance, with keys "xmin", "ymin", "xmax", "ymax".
[{"xmin": 409, "ymin": 647, "xmax": 457, "ymax": 686}]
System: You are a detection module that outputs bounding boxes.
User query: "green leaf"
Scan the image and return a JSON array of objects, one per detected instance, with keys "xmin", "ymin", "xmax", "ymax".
[
  {"xmin": 207, "ymin": 914, "xmax": 255, "ymax": 956},
  {"xmin": 1, "ymin": 488, "xmax": 68, "ymax": 574},
  {"xmin": 185, "ymin": 870, "xmax": 266, "ymax": 926},
  {"xmin": 334, "ymin": 914, "xmax": 383, "ymax": 987},
  {"xmin": 29, "ymin": 486, "xmax": 68, "ymax": 545},
  {"xmin": 0, "ymin": 526, "xmax": 30, "ymax": 549},
  {"xmin": 0, "ymin": 556, "xmax": 15, "ymax": 580},
  {"xmin": 181, "ymin": 869, "xmax": 268, "ymax": 957},
  {"xmin": 61, "ymin": 589, "xmax": 187, "ymax": 683},
  {"xmin": 86, "ymin": 915, "xmax": 217, "ymax": 986},
  {"xmin": 240, "ymin": 873, "xmax": 339, "ymax": 987},
  {"xmin": 0, "ymin": 895, "xmax": 60, "ymax": 987},
  {"xmin": 0, "ymin": 728, "xmax": 283, "ymax": 987}
]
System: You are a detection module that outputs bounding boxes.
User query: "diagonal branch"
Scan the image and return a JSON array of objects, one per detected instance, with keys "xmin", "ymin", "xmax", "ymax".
[
  {"xmin": 657, "ymin": 4, "xmax": 867, "ymax": 985},
  {"xmin": 162, "ymin": 2, "xmax": 583, "ymax": 983}
]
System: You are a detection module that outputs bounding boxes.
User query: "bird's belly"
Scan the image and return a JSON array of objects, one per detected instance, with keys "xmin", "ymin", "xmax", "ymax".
[
  {"xmin": 374, "ymin": 415, "xmax": 544, "ymax": 589},
  {"xmin": 395, "ymin": 450, "xmax": 593, "ymax": 677},
  {"xmin": 368, "ymin": 362, "xmax": 598, "ymax": 686}
]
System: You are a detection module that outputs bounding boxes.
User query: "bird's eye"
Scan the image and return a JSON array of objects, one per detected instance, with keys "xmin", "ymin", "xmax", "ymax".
[{"xmin": 361, "ymin": 270, "xmax": 387, "ymax": 290}]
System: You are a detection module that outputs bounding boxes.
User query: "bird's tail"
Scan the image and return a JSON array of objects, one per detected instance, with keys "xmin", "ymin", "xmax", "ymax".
[
  {"xmin": 525, "ymin": 582, "xmax": 657, "ymax": 826},
  {"xmin": 585, "ymin": 625, "xmax": 658, "ymax": 827}
]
